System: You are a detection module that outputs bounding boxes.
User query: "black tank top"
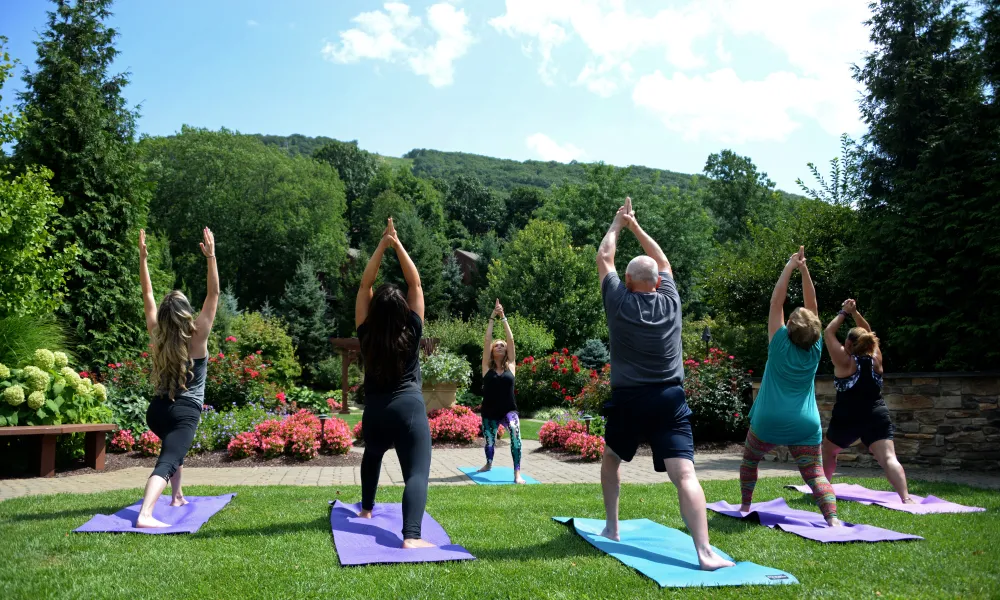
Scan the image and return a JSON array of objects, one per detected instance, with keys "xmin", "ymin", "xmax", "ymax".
[
  {"xmin": 481, "ymin": 369, "xmax": 517, "ymax": 421},
  {"xmin": 833, "ymin": 355, "xmax": 885, "ymax": 417}
]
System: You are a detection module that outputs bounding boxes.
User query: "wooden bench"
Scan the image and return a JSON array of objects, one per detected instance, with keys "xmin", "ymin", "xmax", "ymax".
[{"xmin": 0, "ymin": 423, "xmax": 118, "ymax": 477}]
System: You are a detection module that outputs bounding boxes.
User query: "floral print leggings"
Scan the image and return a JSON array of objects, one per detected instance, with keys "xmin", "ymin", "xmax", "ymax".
[
  {"xmin": 740, "ymin": 428, "xmax": 838, "ymax": 521},
  {"xmin": 483, "ymin": 411, "xmax": 522, "ymax": 470}
]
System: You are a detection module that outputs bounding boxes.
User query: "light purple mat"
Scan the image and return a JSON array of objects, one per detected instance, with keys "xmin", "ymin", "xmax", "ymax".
[
  {"xmin": 785, "ymin": 483, "xmax": 986, "ymax": 514},
  {"xmin": 707, "ymin": 498, "xmax": 922, "ymax": 543},
  {"xmin": 329, "ymin": 500, "xmax": 476, "ymax": 566},
  {"xmin": 74, "ymin": 494, "xmax": 235, "ymax": 534}
]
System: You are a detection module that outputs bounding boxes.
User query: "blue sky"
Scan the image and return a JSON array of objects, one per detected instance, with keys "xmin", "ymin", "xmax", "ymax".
[{"xmin": 1, "ymin": 0, "xmax": 874, "ymax": 191}]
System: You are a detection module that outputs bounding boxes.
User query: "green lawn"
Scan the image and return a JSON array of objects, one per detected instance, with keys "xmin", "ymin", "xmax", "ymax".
[{"xmin": 1, "ymin": 477, "xmax": 996, "ymax": 599}]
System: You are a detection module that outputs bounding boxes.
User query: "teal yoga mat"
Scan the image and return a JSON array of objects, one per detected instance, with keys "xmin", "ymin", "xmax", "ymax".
[
  {"xmin": 553, "ymin": 516, "xmax": 798, "ymax": 588},
  {"xmin": 458, "ymin": 466, "xmax": 540, "ymax": 484}
]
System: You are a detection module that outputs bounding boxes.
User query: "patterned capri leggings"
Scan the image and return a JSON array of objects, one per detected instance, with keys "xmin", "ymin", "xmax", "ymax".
[
  {"xmin": 740, "ymin": 428, "xmax": 838, "ymax": 521},
  {"xmin": 482, "ymin": 411, "xmax": 523, "ymax": 470}
]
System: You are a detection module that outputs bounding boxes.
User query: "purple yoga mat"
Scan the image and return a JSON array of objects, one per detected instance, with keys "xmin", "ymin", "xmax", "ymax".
[
  {"xmin": 785, "ymin": 483, "xmax": 986, "ymax": 514},
  {"xmin": 74, "ymin": 494, "xmax": 235, "ymax": 534},
  {"xmin": 329, "ymin": 500, "xmax": 476, "ymax": 566},
  {"xmin": 707, "ymin": 498, "xmax": 922, "ymax": 543}
]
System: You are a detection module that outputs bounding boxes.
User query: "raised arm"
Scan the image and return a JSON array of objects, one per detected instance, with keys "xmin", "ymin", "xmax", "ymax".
[
  {"xmin": 498, "ymin": 302, "xmax": 515, "ymax": 371},
  {"xmin": 824, "ymin": 307, "xmax": 852, "ymax": 371},
  {"xmin": 622, "ymin": 197, "xmax": 672, "ymax": 276},
  {"xmin": 138, "ymin": 230, "xmax": 158, "ymax": 336},
  {"xmin": 845, "ymin": 299, "xmax": 881, "ymax": 369},
  {"xmin": 482, "ymin": 300, "xmax": 498, "ymax": 377},
  {"xmin": 386, "ymin": 218, "xmax": 424, "ymax": 322},
  {"xmin": 192, "ymin": 227, "xmax": 219, "ymax": 359},
  {"xmin": 769, "ymin": 247, "xmax": 803, "ymax": 341},
  {"xmin": 597, "ymin": 205, "xmax": 627, "ymax": 283},
  {"xmin": 799, "ymin": 250, "xmax": 818, "ymax": 315},
  {"xmin": 355, "ymin": 229, "xmax": 390, "ymax": 329}
]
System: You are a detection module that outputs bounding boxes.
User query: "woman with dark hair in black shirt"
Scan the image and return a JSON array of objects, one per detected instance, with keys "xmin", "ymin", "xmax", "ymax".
[{"xmin": 355, "ymin": 218, "xmax": 434, "ymax": 549}]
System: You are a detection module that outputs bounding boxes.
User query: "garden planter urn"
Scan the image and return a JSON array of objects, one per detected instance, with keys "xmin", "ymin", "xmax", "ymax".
[{"xmin": 422, "ymin": 383, "xmax": 459, "ymax": 413}]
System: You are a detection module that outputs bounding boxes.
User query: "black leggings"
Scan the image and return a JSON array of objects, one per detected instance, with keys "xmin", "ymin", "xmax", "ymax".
[
  {"xmin": 146, "ymin": 398, "xmax": 201, "ymax": 482},
  {"xmin": 360, "ymin": 393, "xmax": 432, "ymax": 540}
]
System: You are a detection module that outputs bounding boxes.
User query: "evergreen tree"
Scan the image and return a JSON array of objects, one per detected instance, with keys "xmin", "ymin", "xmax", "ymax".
[
  {"xmin": 848, "ymin": 0, "xmax": 1000, "ymax": 370},
  {"xmin": 15, "ymin": 0, "xmax": 150, "ymax": 364},
  {"xmin": 279, "ymin": 257, "xmax": 332, "ymax": 371},
  {"xmin": 441, "ymin": 255, "xmax": 468, "ymax": 318}
]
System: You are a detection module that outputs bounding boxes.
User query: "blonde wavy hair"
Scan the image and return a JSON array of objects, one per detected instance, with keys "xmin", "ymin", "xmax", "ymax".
[{"xmin": 151, "ymin": 291, "xmax": 197, "ymax": 400}]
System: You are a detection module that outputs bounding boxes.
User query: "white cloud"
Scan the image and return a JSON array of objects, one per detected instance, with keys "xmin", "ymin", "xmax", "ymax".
[
  {"xmin": 322, "ymin": 2, "xmax": 473, "ymax": 87},
  {"xmin": 526, "ymin": 133, "xmax": 585, "ymax": 162},
  {"xmin": 247, "ymin": 20, "xmax": 259, "ymax": 27},
  {"xmin": 491, "ymin": 0, "xmax": 871, "ymax": 142}
]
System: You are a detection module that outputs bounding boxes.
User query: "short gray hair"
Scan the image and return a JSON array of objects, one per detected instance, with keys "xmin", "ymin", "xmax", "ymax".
[{"xmin": 625, "ymin": 256, "xmax": 658, "ymax": 284}]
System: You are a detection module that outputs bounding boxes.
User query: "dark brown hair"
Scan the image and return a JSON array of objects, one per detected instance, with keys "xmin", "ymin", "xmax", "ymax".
[{"xmin": 360, "ymin": 284, "xmax": 415, "ymax": 388}]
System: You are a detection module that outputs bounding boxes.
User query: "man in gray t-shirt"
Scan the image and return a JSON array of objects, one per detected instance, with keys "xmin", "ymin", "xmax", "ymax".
[{"xmin": 595, "ymin": 197, "xmax": 734, "ymax": 572}]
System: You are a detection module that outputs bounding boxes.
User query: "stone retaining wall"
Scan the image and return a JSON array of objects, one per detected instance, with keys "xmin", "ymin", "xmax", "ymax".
[{"xmin": 751, "ymin": 374, "xmax": 1000, "ymax": 471}]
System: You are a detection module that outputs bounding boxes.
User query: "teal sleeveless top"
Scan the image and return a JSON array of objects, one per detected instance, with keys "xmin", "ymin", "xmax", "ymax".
[{"xmin": 748, "ymin": 326, "xmax": 823, "ymax": 446}]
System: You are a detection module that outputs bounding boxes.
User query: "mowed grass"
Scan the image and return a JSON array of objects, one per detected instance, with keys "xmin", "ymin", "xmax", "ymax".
[{"xmin": 1, "ymin": 477, "xmax": 996, "ymax": 599}]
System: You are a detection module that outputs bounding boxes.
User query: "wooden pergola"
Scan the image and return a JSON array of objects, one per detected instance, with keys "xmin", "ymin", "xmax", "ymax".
[{"xmin": 328, "ymin": 337, "xmax": 440, "ymax": 414}]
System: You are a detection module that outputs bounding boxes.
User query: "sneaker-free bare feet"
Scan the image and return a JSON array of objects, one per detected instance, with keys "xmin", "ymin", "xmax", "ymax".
[
  {"xmin": 477, "ymin": 463, "xmax": 492, "ymax": 473},
  {"xmin": 827, "ymin": 517, "xmax": 844, "ymax": 527},
  {"xmin": 902, "ymin": 496, "xmax": 917, "ymax": 505},
  {"xmin": 599, "ymin": 526, "xmax": 620, "ymax": 542},
  {"xmin": 697, "ymin": 548, "xmax": 736, "ymax": 571},
  {"xmin": 357, "ymin": 509, "xmax": 373, "ymax": 519},
  {"xmin": 170, "ymin": 497, "xmax": 189, "ymax": 507},
  {"xmin": 402, "ymin": 538, "xmax": 436, "ymax": 549},
  {"xmin": 135, "ymin": 515, "xmax": 170, "ymax": 528},
  {"xmin": 738, "ymin": 504, "xmax": 751, "ymax": 513}
]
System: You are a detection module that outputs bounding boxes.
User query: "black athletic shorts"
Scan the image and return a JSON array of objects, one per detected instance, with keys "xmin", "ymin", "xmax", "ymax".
[
  {"xmin": 603, "ymin": 384, "xmax": 694, "ymax": 471},
  {"xmin": 826, "ymin": 405, "xmax": 894, "ymax": 450}
]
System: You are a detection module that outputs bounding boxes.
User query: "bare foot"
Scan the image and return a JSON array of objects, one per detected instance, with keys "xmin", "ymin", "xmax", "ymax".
[
  {"xmin": 599, "ymin": 526, "xmax": 620, "ymax": 542},
  {"xmin": 170, "ymin": 497, "xmax": 189, "ymax": 507},
  {"xmin": 514, "ymin": 475, "xmax": 527, "ymax": 484},
  {"xmin": 135, "ymin": 514, "xmax": 170, "ymax": 528},
  {"xmin": 902, "ymin": 497, "xmax": 917, "ymax": 505},
  {"xmin": 477, "ymin": 463, "xmax": 492, "ymax": 473},
  {"xmin": 738, "ymin": 504, "xmax": 751, "ymax": 513},
  {"xmin": 827, "ymin": 517, "xmax": 844, "ymax": 527},
  {"xmin": 357, "ymin": 509, "xmax": 373, "ymax": 519},
  {"xmin": 697, "ymin": 548, "xmax": 736, "ymax": 571},
  {"xmin": 402, "ymin": 538, "xmax": 436, "ymax": 549}
]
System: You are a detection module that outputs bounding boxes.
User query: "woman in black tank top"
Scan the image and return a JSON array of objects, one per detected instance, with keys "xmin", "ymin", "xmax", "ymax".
[
  {"xmin": 477, "ymin": 300, "xmax": 526, "ymax": 484},
  {"xmin": 822, "ymin": 300, "xmax": 915, "ymax": 504}
]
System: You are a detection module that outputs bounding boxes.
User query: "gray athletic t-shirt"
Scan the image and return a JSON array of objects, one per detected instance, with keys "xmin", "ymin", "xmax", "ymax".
[{"xmin": 602, "ymin": 271, "xmax": 684, "ymax": 388}]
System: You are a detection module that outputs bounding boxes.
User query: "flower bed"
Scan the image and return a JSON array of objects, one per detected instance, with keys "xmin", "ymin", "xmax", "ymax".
[
  {"xmin": 683, "ymin": 348, "xmax": 752, "ymax": 442},
  {"xmin": 538, "ymin": 418, "xmax": 603, "ymax": 461},
  {"xmin": 351, "ymin": 406, "xmax": 496, "ymax": 445},
  {"xmin": 225, "ymin": 410, "xmax": 352, "ymax": 461},
  {"xmin": 514, "ymin": 349, "xmax": 596, "ymax": 414},
  {"xmin": 0, "ymin": 349, "xmax": 112, "ymax": 428}
]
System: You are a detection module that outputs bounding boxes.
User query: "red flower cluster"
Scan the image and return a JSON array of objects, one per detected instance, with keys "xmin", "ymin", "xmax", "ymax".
[
  {"xmin": 110, "ymin": 429, "xmax": 136, "ymax": 453},
  {"xmin": 352, "ymin": 421, "xmax": 364, "ymax": 442},
  {"xmin": 427, "ymin": 405, "xmax": 482, "ymax": 443},
  {"xmin": 137, "ymin": 430, "xmax": 161, "ymax": 457},
  {"xmin": 564, "ymin": 432, "xmax": 605, "ymax": 460},
  {"xmin": 538, "ymin": 420, "xmax": 587, "ymax": 449},
  {"xmin": 516, "ymin": 351, "xmax": 592, "ymax": 413},
  {"xmin": 226, "ymin": 411, "xmax": 353, "ymax": 460}
]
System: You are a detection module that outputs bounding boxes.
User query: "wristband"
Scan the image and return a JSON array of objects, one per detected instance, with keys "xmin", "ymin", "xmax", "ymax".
[
  {"xmin": 501, "ymin": 317, "xmax": 508, "ymax": 322},
  {"xmin": 838, "ymin": 310, "xmax": 848, "ymax": 317}
]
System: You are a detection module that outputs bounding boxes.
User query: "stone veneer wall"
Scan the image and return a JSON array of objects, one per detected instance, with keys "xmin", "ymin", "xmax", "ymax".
[{"xmin": 751, "ymin": 373, "xmax": 1000, "ymax": 471}]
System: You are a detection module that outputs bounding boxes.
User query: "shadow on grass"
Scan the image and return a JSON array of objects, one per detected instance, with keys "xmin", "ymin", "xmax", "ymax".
[
  {"xmin": 428, "ymin": 475, "xmax": 470, "ymax": 484},
  {"xmin": 195, "ymin": 515, "xmax": 330, "ymax": 539},
  {"xmin": 465, "ymin": 528, "xmax": 595, "ymax": 562},
  {"xmin": 1, "ymin": 505, "xmax": 125, "ymax": 525}
]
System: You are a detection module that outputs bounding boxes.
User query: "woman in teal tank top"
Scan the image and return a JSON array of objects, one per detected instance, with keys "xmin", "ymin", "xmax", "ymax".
[{"xmin": 738, "ymin": 247, "xmax": 841, "ymax": 526}]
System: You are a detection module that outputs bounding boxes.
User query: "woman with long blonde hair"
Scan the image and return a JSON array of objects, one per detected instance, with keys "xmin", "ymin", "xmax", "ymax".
[
  {"xmin": 135, "ymin": 227, "xmax": 219, "ymax": 528},
  {"xmin": 477, "ymin": 299, "xmax": 525, "ymax": 483},
  {"xmin": 822, "ymin": 299, "xmax": 914, "ymax": 503}
]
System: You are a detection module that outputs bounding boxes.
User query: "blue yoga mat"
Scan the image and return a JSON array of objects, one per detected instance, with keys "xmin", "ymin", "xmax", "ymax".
[
  {"xmin": 458, "ymin": 466, "xmax": 540, "ymax": 485},
  {"xmin": 553, "ymin": 516, "xmax": 798, "ymax": 588}
]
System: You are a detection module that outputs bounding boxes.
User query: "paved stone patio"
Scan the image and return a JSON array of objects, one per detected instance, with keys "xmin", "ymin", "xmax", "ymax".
[{"xmin": 2, "ymin": 439, "xmax": 998, "ymax": 501}]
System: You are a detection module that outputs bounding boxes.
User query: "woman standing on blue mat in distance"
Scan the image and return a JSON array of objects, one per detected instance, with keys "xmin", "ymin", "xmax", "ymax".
[
  {"xmin": 135, "ymin": 227, "xmax": 219, "ymax": 528},
  {"xmin": 478, "ymin": 299, "xmax": 526, "ymax": 484},
  {"xmin": 355, "ymin": 218, "xmax": 435, "ymax": 549},
  {"xmin": 738, "ymin": 246, "xmax": 842, "ymax": 526},
  {"xmin": 822, "ymin": 299, "xmax": 915, "ymax": 503}
]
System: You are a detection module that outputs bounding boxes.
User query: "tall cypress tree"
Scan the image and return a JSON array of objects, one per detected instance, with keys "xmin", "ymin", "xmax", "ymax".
[
  {"xmin": 848, "ymin": 0, "xmax": 1000, "ymax": 370},
  {"xmin": 15, "ymin": 0, "xmax": 150, "ymax": 365}
]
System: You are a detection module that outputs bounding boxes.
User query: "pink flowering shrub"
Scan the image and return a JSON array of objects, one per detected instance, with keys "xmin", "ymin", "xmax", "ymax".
[
  {"xmin": 110, "ymin": 429, "xmax": 135, "ymax": 453},
  {"xmin": 228, "ymin": 432, "xmax": 258, "ymax": 459},
  {"xmin": 137, "ymin": 430, "xmax": 161, "ymax": 457},
  {"xmin": 539, "ymin": 420, "xmax": 603, "ymax": 461},
  {"xmin": 564, "ymin": 432, "xmax": 605, "ymax": 461},
  {"xmin": 427, "ymin": 406, "xmax": 482, "ymax": 443},
  {"xmin": 321, "ymin": 417, "xmax": 353, "ymax": 455},
  {"xmin": 538, "ymin": 421, "xmax": 562, "ymax": 448},
  {"xmin": 352, "ymin": 421, "xmax": 364, "ymax": 441},
  {"xmin": 260, "ymin": 434, "xmax": 285, "ymax": 459}
]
